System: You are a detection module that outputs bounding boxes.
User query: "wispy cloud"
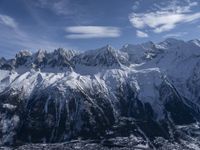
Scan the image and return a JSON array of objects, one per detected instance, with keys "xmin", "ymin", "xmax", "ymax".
[
  {"xmin": 35, "ymin": 0, "xmax": 72, "ymax": 16},
  {"xmin": 153, "ymin": 0, "xmax": 198, "ymax": 13},
  {"xmin": 0, "ymin": 14, "xmax": 27, "ymax": 42},
  {"xmin": 136, "ymin": 30, "xmax": 148, "ymax": 38},
  {"xmin": 163, "ymin": 32, "xmax": 188, "ymax": 38},
  {"xmin": 0, "ymin": 13, "xmax": 72, "ymax": 58},
  {"xmin": 0, "ymin": 14, "xmax": 18, "ymax": 29},
  {"xmin": 129, "ymin": 0, "xmax": 200, "ymax": 33},
  {"xmin": 132, "ymin": 0, "xmax": 141, "ymax": 11},
  {"xmin": 65, "ymin": 26, "xmax": 121, "ymax": 39},
  {"xmin": 33, "ymin": 0, "xmax": 93, "ymax": 24}
]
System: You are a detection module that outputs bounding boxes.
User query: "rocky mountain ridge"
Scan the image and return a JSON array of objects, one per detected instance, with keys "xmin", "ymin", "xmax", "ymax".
[{"xmin": 0, "ymin": 38, "xmax": 200, "ymax": 149}]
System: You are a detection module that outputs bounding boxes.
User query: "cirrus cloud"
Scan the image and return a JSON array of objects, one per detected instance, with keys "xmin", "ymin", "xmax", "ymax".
[
  {"xmin": 163, "ymin": 32, "xmax": 188, "ymax": 38},
  {"xmin": 0, "ymin": 14, "xmax": 18, "ymax": 29},
  {"xmin": 0, "ymin": 13, "xmax": 73, "ymax": 57},
  {"xmin": 136, "ymin": 30, "xmax": 148, "ymax": 38},
  {"xmin": 65, "ymin": 26, "xmax": 121, "ymax": 39},
  {"xmin": 129, "ymin": 0, "xmax": 200, "ymax": 34}
]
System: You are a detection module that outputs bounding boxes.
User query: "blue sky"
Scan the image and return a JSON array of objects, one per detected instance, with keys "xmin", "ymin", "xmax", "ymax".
[{"xmin": 0, "ymin": 0, "xmax": 200, "ymax": 58}]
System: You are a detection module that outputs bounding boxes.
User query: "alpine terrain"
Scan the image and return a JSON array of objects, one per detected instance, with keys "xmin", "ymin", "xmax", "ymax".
[{"xmin": 0, "ymin": 38, "xmax": 200, "ymax": 149}]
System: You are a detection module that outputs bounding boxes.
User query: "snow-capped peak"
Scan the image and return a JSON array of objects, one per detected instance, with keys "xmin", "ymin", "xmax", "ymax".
[
  {"xmin": 188, "ymin": 39, "xmax": 200, "ymax": 47},
  {"xmin": 73, "ymin": 45, "xmax": 129, "ymax": 67}
]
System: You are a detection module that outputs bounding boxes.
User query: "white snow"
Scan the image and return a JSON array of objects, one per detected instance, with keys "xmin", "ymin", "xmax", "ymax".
[{"xmin": 2, "ymin": 104, "xmax": 16, "ymax": 110}]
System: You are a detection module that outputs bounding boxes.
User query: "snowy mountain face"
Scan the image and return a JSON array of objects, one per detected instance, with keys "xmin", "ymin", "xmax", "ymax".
[
  {"xmin": 0, "ymin": 39, "xmax": 200, "ymax": 149},
  {"xmin": 73, "ymin": 45, "xmax": 129, "ymax": 67}
]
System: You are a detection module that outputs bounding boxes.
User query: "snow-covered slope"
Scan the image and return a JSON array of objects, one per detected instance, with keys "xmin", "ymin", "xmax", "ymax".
[{"xmin": 0, "ymin": 38, "xmax": 200, "ymax": 149}]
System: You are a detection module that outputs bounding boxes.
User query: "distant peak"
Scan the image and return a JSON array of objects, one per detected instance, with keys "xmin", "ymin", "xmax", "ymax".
[
  {"xmin": 188, "ymin": 39, "xmax": 200, "ymax": 47},
  {"xmin": 54, "ymin": 48, "xmax": 65, "ymax": 53},
  {"xmin": 100, "ymin": 44, "xmax": 114, "ymax": 51},
  {"xmin": 122, "ymin": 44, "xmax": 129, "ymax": 49},
  {"xmin": 16, "ymin": 50, "xmax": 32, "ymax": 58},
  {"xmin": 163, "ymin": 38, "xmax": 185, "ymax": 44},
  {"xmin": 0, "ymin": 57, "xmax": 6, "ymax": 62},
  {"xmin": 36, "ymin": 49, "xmax": 47, "ymax": 54},
  {"xmin": 54, "ymin": 48, "xmax": 77, "ymax": 54}
]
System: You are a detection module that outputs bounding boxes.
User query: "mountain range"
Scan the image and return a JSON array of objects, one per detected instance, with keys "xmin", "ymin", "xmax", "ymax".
[{"xmin": 0, "ymin": 38, "xmax": 200, "ymax": 149}]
